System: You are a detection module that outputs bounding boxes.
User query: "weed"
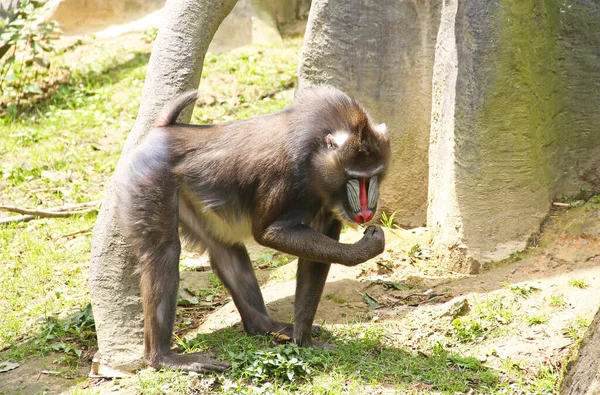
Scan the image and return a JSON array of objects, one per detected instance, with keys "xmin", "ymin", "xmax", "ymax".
[
  {"xmin": 568, "ymin": 278, "xmax": 589, "ymax": 289},
  {"xmin": 142, "ymin": 27, "xmax": 159, "ymax": 43},
  {"xmin": 509, "ymin": 251, "xmax": 524, "ymax": 261},
  {"xmin": 549, "ymin": 293, "xmax": 568, "ymax": 309},
  {"xmin": 527, "ymin": 313, "xmax": 549, "ymax": 326},
  {"xmin": 563, "ymin": 315, "xmax": 592, "ymax": 341},
  {"xmin": 450, "ymin": 296, "xmax": 515, "ymax": 343},
  {"xmin": 256, "ymin": 250, "xmax": 292, "ymax": 269},
  {"xmin": 408, "ymin": 243, "xmax": 422, "ymax": 258},
  {"xmin": 0, "ymin": 0, "xmax": 62, "ymax": 105},
  {"xmin": 380, "ymin": 211, "xmax": 396, "ymax": 228},
  {"xmin": 502, "ymin": 282, "xmax": 539, "ymax": 299},
  {"xmin": 229, "ymin": 343, "xmax": 331, "ymax": 387}
]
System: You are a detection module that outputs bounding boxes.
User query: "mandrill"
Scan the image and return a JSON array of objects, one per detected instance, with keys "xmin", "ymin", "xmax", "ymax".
[{"xmin": 117, "ymin": 85, "xmax": 391, "ymax": 372}]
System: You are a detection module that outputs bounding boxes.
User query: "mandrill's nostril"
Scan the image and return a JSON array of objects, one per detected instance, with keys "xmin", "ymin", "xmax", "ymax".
[{"xmin": 354, "ymin": 210, "xmax": 374, "ymax": 224}]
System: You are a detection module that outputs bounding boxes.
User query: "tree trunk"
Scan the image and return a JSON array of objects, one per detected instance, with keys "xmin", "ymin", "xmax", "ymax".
[
  {"xmin": 560, "ymin": 309, "xmax": 600, "ymax": 394},
  {"xmin": 88, "ymin": 0, "xmax": 238, "ymax": 374}
]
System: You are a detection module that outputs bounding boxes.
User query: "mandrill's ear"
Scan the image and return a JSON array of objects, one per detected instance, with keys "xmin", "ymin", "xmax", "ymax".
[
  {"xmin": 375, "ymin": 123, "xmax": 388, "ymax": 135},
  {"xmin": 326, "ymin": 131, "xmax": 350, "ymax": 150}
]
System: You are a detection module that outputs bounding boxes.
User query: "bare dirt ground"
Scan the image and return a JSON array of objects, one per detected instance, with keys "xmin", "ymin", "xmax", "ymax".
[{"xmin": 4, "ymin": 201, "xmax": 596, "ymax": 394}]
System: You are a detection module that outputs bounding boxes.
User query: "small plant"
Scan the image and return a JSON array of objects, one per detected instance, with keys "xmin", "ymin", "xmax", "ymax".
[
  {"xmin": 142, "ymin": 27, "xmax": 159, "ymax": 43},
  {"xmin": 527, "ymin": 313, "xmax": 549, "ymax": 326},
  {"xmin": 451, "ymin": 317, "xmax": 486, "ymax": 343},
  {"xmin": 549, "ymin": 293, "xmax": 567, "ymax": 309},
  {"xmin": 502, "ymin": 282, "xmax": 539, "ymax": 299},
  {"xmin": 408, "ymin": 243, "xmax": 422, "ymax": 258},
  {"xmin": 0, "ymin": 0, "xmax": 62, "ymax": 107},
  {"xmin": 563, "ymin": 315, "xmax": 592, "ymax": 341},
  {"xmin": 568, "ymin": 278, "xmax": 589, "ymax": 289},
  {"xmin": 33, "ymin": 304, "xmax": 95, "ymax": 364},
  {"xmin": 560, "ymin": 194, "xmax": 576, "ymax": 205},
  {"xmin": 229, "ymin": 343, "xmax": 331, "ymax": 387},
  {"xmin": 450, "ymin": 296, "xmax": 515, "ymax": 343},
  {"xmin": 509, "ymin": 251, "xmax": 524, "ymax": 262},
  {"xmin": 380, "ymin": 211, "xmax": 396, "ymax": 228},
  {"xmin": 256, "ymin": 250, "xmax": 291, "ymax": 269},
  {"xmin": 590, "ymin": 195, "xmax": 600, "ymax": 204}
]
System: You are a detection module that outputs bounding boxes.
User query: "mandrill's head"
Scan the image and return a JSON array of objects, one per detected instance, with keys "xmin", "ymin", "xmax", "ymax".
[{"xmin": 297, "ymin": 86, "xmax": 391, "ymax": 225}]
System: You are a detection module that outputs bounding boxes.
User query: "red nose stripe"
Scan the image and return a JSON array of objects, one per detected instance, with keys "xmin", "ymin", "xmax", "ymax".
[
  {"xmin": 354, "ymin": 179, "xmax": 374, "ymax": 223},
  {"xmin": 359, "ymin": 179, "xmax": 368, "ymax": 209}
]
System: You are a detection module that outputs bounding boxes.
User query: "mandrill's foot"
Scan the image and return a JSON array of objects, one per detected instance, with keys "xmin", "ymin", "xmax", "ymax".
[
  {"xmin": 151, "ymin": 351, "xmax": 229, "ymax": 373},
  {"xmin": 267, "ymin": 320, "xmax": 321, "ymax": 340}
]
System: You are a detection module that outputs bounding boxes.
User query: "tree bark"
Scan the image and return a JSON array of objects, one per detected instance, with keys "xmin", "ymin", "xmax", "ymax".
[
  {"xmin": 560, "ymin": 309, "xmax": 600, "ymax": 394},
  {"xmin": 88, "ymin": 0, "xmax": 238, "ymax": 374}
]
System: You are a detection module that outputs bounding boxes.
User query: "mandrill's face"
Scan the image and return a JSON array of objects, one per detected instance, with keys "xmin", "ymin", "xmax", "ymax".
[{"xmin": 324, "ymin": 119, "xmax": 390, "ymax": 225}]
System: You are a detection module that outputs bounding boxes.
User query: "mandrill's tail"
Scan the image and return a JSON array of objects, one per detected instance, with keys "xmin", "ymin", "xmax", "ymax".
[{"xmin": 155, "ymin": 90, "xmax": 199, "ymax": 127}]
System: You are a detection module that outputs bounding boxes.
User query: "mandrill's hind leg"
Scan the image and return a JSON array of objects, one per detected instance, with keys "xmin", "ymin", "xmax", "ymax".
[
  {"xmin": 208, "ymin": 242, "xmax": 302, "ymax": 337},
  {"xmin": 139, "ymin": 236, "xmax": 228, "ymax": 372},
  {"xmin": 125, "ymin": 151, "xmax": 228, "ymax": 372}
]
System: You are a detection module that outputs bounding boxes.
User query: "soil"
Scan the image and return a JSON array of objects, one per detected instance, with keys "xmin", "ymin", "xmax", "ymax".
[{"xmin": 2, "ymin": 202, "xmax": 598, "ymax": 394}]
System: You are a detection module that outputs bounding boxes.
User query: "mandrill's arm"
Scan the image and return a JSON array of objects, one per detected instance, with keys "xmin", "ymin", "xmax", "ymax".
[{"xmin": 255, "ymin": 221, "xmax": 385, "ymax": 266}]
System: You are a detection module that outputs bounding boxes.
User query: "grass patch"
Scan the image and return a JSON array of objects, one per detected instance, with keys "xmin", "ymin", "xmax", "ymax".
[
  {"xmin": 450, "ymin": 296, "xmax": 515, "ymax": 343},
  {"xmin": 0, "ymin": 35, "xmax": 302, "ymax": 356},
  {"xmin": 563, "ymin": 315, "xmax": 592, "ymax": 341},
  {"xmin": 549, "ymin": 293, "xmax": 568, "ymax": 309},
  {"xmin": 502, "ymin": 282, "xmax": 539, "ymax": 299},
  {"xmin": 167, "ymin": 326, "xmax": 500, "ymax": 394},
  {"xmin": 527, "ymin": 313, "xmax": 549, "ymax": 326},
  {"xmin": 568, "ymin": 278, "xmax": 589, "ymax": 289},
  {"xmin": 255, "ymin": 250, "xmax": 293, "ymax": 269}
]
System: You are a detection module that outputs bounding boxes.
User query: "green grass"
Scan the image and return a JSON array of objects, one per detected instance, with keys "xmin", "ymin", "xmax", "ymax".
[
  {"xmin": 562, "ymin": 315, "xmax": 592, "ymax": 341},
  {"xmin": 131, "ymin": 326, "xmax": 500, "ymax": 394},
  {"xmin": 527, "ymin": 313, "xmax": 549, "ymax": 326},
  {"xmin": 568, "ymin": 278, "xmax": 589, "ymax": 289},
  {"xmin": 0, "ymin": 35, "xmax": 302, "ymax": 354},
  {"xmin": 549, "ymin": 293, "xmax": 568, "ymax": 309},
  {"xmin": 450, "ymin": 296, "xmax": 516, "ymax": 343}
]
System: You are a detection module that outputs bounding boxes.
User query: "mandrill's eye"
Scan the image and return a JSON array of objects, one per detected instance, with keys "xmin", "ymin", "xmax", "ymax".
[{"xmin": 346, "ymin": 176, "xmax": 379, "ymax": 223}]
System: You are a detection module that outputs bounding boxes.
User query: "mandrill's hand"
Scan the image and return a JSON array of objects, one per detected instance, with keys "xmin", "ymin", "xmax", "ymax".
[{"xmin": 350, "ymin": 225, "xmax": 385, "ymax": 265}]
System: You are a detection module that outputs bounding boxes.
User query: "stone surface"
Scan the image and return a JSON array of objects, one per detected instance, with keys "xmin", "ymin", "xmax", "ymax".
[
  {"xmin": 211, "ymin": 0, "xmax": 311, "ymax": 52},
  {"xmin": 46, "ymin": 0, "xmax": 309, "ymax": 51},
  {"xmin": 210, "ymin": 0, "xmax": 282, "ymax": 52},
  {"xmin": 560, "ymin": 307, "xmax": 600, "ymax": 395},
  {"xmin": 46, "ymin": 0, "xmax": 165, "ymax": 35},
  {"xmin": 298, "ymin": 0, "xmax": 442, "ymax": 227},
  {"xmin": 428, "ymin": 0, "xmax": 600, "ymax": 272}
]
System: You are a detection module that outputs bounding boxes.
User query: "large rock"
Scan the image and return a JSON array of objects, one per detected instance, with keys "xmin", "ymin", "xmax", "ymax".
[
  {"xmin": 46, "ymin": 0, "xmax": 310, "ymax": 50},
  {"xmin": 210, "ymin": 0, "xmax": 284, "ymax": 52},
  {"xmin": 298, "ymin": 0, "xmax": 443, "ymax": 227},
  {"xmin": 428, "ymin": 0, "xmax": 600, "ymax": 273},
  {"xmin": 46, "ymin": 0, "xmax": 165, "ymax": 35}
]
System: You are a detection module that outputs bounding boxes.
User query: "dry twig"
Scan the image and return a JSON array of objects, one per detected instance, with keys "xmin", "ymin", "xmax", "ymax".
[{"xmin": 0, "ymin": 201, "xmax": 101, "ymax": 224}]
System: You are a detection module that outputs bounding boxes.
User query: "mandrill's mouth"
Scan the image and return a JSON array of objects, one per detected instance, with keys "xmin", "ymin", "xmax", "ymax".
[{"xmin": 346, "ymin": 176, "xmax": 379, "ymax": 224}]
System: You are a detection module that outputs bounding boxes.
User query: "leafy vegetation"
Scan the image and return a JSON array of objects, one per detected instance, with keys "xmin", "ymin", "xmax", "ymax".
[
  {"xmin": 0, "ymin": 0, "xmax": 62, "ymax": 106},
  {"xmin": 450, "ymin": 296, "xmax": 515, "ymax": 343},
  {"xmin": 568, "ymin": 278, "xmax": 589, "ymax": 289}
]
